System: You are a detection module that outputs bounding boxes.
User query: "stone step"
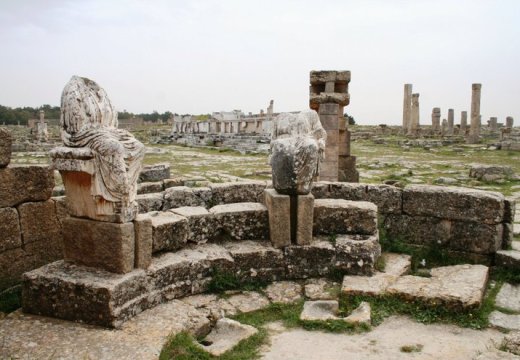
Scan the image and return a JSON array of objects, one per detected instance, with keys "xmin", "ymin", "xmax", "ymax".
[
  {"xmin": 496, "ymin": 250, "xmax": 520, "ymax": 270},
  {"xmin": 313, "ymin": 198, "xmax": 378, "ymax": 236}
]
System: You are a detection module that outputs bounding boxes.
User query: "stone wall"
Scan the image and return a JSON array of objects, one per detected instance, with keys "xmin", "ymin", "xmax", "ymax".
[{"xmin": 0, "ymin": 129, "xmax": 63, "ymax": 292}]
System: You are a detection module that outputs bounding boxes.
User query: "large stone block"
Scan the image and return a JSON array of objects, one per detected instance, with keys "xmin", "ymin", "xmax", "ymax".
[
  {"xmin": 134, "ymin": 214, "xmax": 152, "ymax": 269},
  {"xmin": 285, "ymin": 241, "xmax": 336, "ymax": 278},
  {"xmin": 137, "ymin": 182, "xmax": 164, "ymax": 195},
  {"xmin": 334, "ymin": 234, "xmax": 381, "ymax": 275},
  {"xmin": 149, "ymin": 211, "xmax": 189, "ymax": 252},
  {"xmin": 139, "ymin": 163, "xmax": 170, "ymax": 183},
  {"xmin": 163, "ymin": 186, "xmax": 208, "ymax": 209},
  {"xmin": 63, "ymin": 218, "xmax": 135, "ymax": 274},
  {"xmin": 313, "ymin": 199, "xmax": 377, "ymax": 235},
  {"xmin": 210, "ymin": 202, "xmax": 269, "ymax": 240},
  {"xmin": 170, "ymin": 206, "xmax": 218, "ymax": 244},
  {"xmin": 18, "ymin": 200, "xmax": 62, "ymax": 245},
  {"xmin": 297, "ymin": 193, "xmax": 314, "ymax": 245},
  {"xmin": 0, "ymin": 207, "xmax": 21, "ymax": 252},
  {"xmin": 449, "ymin": 221, "xmax": 504, "ymax": 254},
  {"xmin": 52, "ymin": 196, "xmax": 70, "ymax": 225},
  {"xmin": 0, "ymin": 166, "xmax": 54, "ymax": 207},
  {"xmin": 210, "ymin": 181, "xmax": 267, "ymax": 205},
  {"xmin": 403, "ymin": 185, "xmax": 505, "ymax": 224},
  {"xmin": 136, "ymin": 192, "xmax": 164, "ymax": 213},
  {"xmin": 264, "ymin": 189, "xmax": 291, "ymax": 248},
  {"xmin": 365, "ymin": 184, "xmax": 402, "ymax": 214},
  {"xmin": 0, "ymin": 128, "xmax": 12, "ymax": 167},
  {"xmin": 382, "ymin": 214, "xmax": 452, "ymax": 247}
]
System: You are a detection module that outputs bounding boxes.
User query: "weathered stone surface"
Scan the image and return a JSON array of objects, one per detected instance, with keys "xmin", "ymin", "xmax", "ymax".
[
  {"xmin": 502, "ymin": 331, "xmax": 520, "ymax": 356},
  {"xmin": 197, "ymin": 318, "xmax": 258, "ymax": 356},
  {"xmin": 53, "ymin": 195, "xmax": 70, "ymax": 225},
  {"xmin": 210, "ymin": 181, "xmax": 267, "ymax": 205},
  {"xmin": 469, "ymin": 164, "xmax": 513, "ymax": 181},
  {"xmin": 304, "ymin": 278, "xmax": 339, "ymax": 300},
  {"xmin": 505, "ymin": 197, "xmax": 516, "ymax": 223},
  {"xmin": 63, "ymin": 217, "xmax": 135, "ymax": 274},
  {"xmin": 365, "ymin": 184, "xmax": 402, "ymax": 214},
  {"xmin": 18, "ymin": 200, "xmax": 62, "ymax": 246},
  {"xmin": 344, "ymin": 301, "xmax": 371, "ymax": 325},
  {"xmin": 171, "ymin": 206, "xmax": 217, "ymax": 244},
  {"xmin": 334, "ymin": 234, "xmax": 381, "ymax": 275},
  {"xmin": 134, "ymin": 214, "xmax": 152, "ymax": 269},
  {"xmin": 163, "ymin": 186, "xmax": 207, "ymax": 209},
  {"xmin": 0, "ymin": 128, "xmax": 12, "ymax": 167},
  {"xmin": 137, "ymin": 181, "xmax": 163, "ymax": 194},
  {"xmin": 0, "ymin": 166, "xmax": 54, "ymax": 207},
  {"xmin": 381, "ymin": 253, "xmax": 411, "ymax": 276},
  {"xmin": 22, "ymin": 261, "xmax": 150, "ymax": 327},
  {"xmin": 136, "ymin": 192, "xmax": 164, "ymax": 213},
  {"xmin": 313, "ymin": 199, "xmax": 377, "ymax": 235},
  {"xmin": 149, "ymin": 211, "xmax": 189, "ymax": 252},
  {"xmin": 297, "ymin": 193, "xmax": 314, "ymax": 245},
  {"xmin": 489, "ymin": 311, "xmax": 520, "ymax": 331},
  {"xmin": 300, "ymin": 300, "xmax": 339, "ymax": 321},
  {"xmin": 495, "ymin": 283, "xmax": 520, "ymax": 312},
  {"xmin": 264, "ymin": 189, "xmax": 291, "ymax": 248},
  {"xmin": 181, "ymin": 294, "xmax": 237, "ymax": 321},
  {"xmin": 139, "ymin": 163, "xmax": 170, "ymax": 183},
  {"xmin": 163, "ymin": 177, "xmax": 185, "ymax": 188},
  {"xmin": 403, "ymin": 185, "xmax": 504, "ymax": 224},
  {"xmin": 449, "ymin": 221, "xmax": 504, "ymax": 254},
  {"xmin": 226, "ymin": 291, "xmax": 270, "ymax": 313},
  {"xmin": 342, "ymin": 273, "xmax": 398, "ymax": 296},
  {"xmin": 496, "ymin": 250, "xmax": 520, "ymax": 270},
  {"xmin": 210, "ymin": 202, "xmax": 269, "ymax": 240},
  {"xmin": 265, "ymin": 281, "xmax": 302, "ymax": 303},
  {"xmin": 285, "ymin": 240, "xmax": 336, "ymax": 278},
  {"xmin": 387, "ymin": 264, "xmax": 489, "ymax": 309},
  {"xmin": 0, "ymin": 207, "xmax": 21, "ymax": 252}
]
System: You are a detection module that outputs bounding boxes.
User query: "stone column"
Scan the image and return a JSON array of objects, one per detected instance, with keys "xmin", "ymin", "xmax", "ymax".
[
  {"xmin": 403, "ymin": 84, "xmax": 413, "ymax": 133},
  {"xmin": 467, "ymin": 83, "xmax": 481, "ymax": 144},
  {"xmin": 310, "ymin": 70, "xmax": 357, "ymax": 182},
  {"xmin": 489, "ymin": 117, "xmax": 498, "ymax": 132},
  {"xmin": 409, "ymin": 93, "xmax": 420, "ymax": 136},
  {"xmin": 460, "ymin": 111, "xmax": 468, "ymax": 133},
  {"xmin": 447, "ymin": 109, "xmax": 454, "ymax": 136},
  {"xmin": 441, "ymin": 119, "xmax": 447, "ymax": 136},
  {"xmin": 506, "ymin": 116, "xmax": 514, "ymax": 128},
  {"xmin": 432, "ymin": 107, "xmax": 441, "ymax": 134}
]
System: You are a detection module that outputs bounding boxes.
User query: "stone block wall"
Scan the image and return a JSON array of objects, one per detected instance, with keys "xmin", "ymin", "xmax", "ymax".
[{"xmin": 0, "ymin": 129, "xmax": 63, "ymax": 291}]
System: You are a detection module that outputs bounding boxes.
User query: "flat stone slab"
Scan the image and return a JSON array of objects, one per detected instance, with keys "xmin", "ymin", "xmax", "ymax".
[
  {"xmin": 342, "ymin": 273, "xmax": 398, "ymax": 296},
  {"xmin": 197, "ymin": 318, "xmax": 258, "ymax": 356},
  {"xmin": 489, "ymin": 311, "xmax": 520, "ymax": 331},
  {"xmin": 496, "ymin": 283, "xmax": 520, "ymax": 313},
  {"xmin": 265, "ymin": 281, "xmax": 302, "ymax": 304},
  {"xmin": 380, "ymin": 252, "xmax": 411, "ymax": 276},
  {"xmin": 300, "ymin": 300, "xmax": 339, "ymax": 321},
  {"xmin": 502, "ymin": 331, "xmax": 520, "ymax": 356},
  {"xmin": 226, "ymin": 291, "xmax": 270, "ymax": 313},
  {"xmin": 304, "ymin": 278, "xmax": 339, "ymax": 300},
  {"xmin": 344, "ymin": 301, "xmax": 371, "ymax": 325}
]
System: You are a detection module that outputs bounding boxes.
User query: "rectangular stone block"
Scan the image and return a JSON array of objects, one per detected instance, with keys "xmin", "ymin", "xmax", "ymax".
[
  {"xmin": 449, "ymin": 221, "xmax": 503, "ymax": 254},
  {"xmin": 264, "ymin": 189, "xmax": 291, "ymax": 248},
  {"xmin": 319, "ymin": 115, "xmax": 339, "ymax": 130},
  {"xmin": 210, "ymin": 202, "xmax": 269, "ymax": 240},
  {"xmin": 403, "ymin": 185, "xmax": 505, "ymax": 224},
  {"xmin": 137, "ymin": 182, "xmax": 164, "ymax": 195},
  {"xmin": 136, "ymin": 192, "xmax": 164, "ymax": 213},
  {"xmin": 223, "ymin": 240, "xmax": 285, "ymax": 280},
  {"xmin": 285, "ymin": 241, "xmax": 336, "ymax": 278},
  {"xmin": 313, "ymin": 199, "xmax": 377, "ymax": 236},
  {"xmin": 18, "ymin": 200, "xmax": 62, "ymax": 245},
  {"xmin": 139, "ymin": 163, "xmax": 170, "ymax": 183},
  {"xmin": 0, "ymin": 207, "xmax": 21, "ymax": 252},
  {"xmin": 63, "ymin": 217, "xmax": 135, "ymax": 274},
  {"xmin": 504, "ymin": 197, "xmax": 516, "ymax": 223},
  {"xmin": 320, "ymin": 162, "xmax": 338, "ymax": 179},
  {"xmin": 296, "ymin": 194, "xmax": 314, "ymax": 245},
  {"xmin": 324, "ymin": 146, "xmax": 339, "ymax": 159},
  {"xmin": 210, "ymin": 181, "xmax": 268, "ymax": 205},
  {"xmin": 163, "ymin": 186, "xmax": 207, "ymax": 210},
  {"xmin": 0, "ymin": 128, "xmax": 12, "ymax": 167},
  {"xmin": 382, "ymin": 214, "xmax": 452, "ymax": 247},
  {"xmin": 338, "ymin": 132, "xmax": 350, "ymax": 156},
  {"xmin": 0, "ymin": 166, "xmax": 54, "ymax": 207},
  {"xmin": 170, "ymin": 206, "xmax": 218, "ymax": 244},
  {"xmin": 134, "ymin": 214, "xmax": 152, "ymax": 269},
  {"xmin": 325, "ymin": 81, "xmax": 335, "ymax": 93},
  {"xmin": 318, "ymin": 103, "xmax": 340, "ymax": 115},
  {"xmin": 325, "ymin": 130, "xmax": 338, "ymax": 146},
  {"xmin": 149, "ymin": 211, "xmax": 189, "ymax": 252},
  {"xmin": 334, "ymin": 234, "xmax": 381, "ymax": 275},
  {"xmin": 365, "ymin": 184, "xmax": 402, "ymax": 214}
]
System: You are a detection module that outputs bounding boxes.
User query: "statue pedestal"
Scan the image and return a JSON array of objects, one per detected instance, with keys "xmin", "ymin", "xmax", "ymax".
[
  {"xmin": 50, "ymin": 146, "xmax": 137, "ymax": 223},
  {"xmin": 264, "ymin": 189, "xmax": 314, "ymax": 248}
]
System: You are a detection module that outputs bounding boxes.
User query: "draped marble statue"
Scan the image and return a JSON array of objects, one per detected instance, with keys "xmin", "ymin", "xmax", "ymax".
[
  {"xmin": 51, "ymin": 76, "xmax": 145, "ymax": 222},
  {"xmin": 270, "ymin": 110, "xmax": 326, "ymax": 195}
]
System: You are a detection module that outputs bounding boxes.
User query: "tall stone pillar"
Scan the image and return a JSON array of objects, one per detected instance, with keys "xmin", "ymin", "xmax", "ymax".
[
  {"xmin": 431, "ymin": 107, "xmax": 441, "ymax": 134},
  {"xmin": 447, "ymin": 109, "xmax": 454, "ymax": 136},
  {"xmin": 310, "ymin": 70, "xmax": 358, "ymax": 182},
  {"xmin": 489, "ymin": 117, "xmax": 498, "ymax": 132},
  {"xmin": 409, "ymin": 93, "xmax": 420, "ymax": 136},
  {"xmin": 403, "ymin": 84, "xmax": 413, "ymax": 133},
  {"xmin": 506, "ymin": 116, "xmax": 514, "ymax": 128},
  {"xmin": 441, "ymin": 119, "xmax": 448, "ymax": 136},
  {"xmin": 460, "ymin": 111, "xmax": 468, "ymax": 133},
  {"xmin": 467, "ymin": 83, "xmax": 481, "ymax": 144}
]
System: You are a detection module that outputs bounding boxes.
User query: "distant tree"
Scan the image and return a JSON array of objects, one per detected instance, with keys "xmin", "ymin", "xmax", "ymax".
[{"xmin": 344, "ymin": 113, "xmax": 356, "ymax": 125}]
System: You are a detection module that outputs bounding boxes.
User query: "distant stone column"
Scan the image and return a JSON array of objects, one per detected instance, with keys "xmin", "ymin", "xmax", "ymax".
[
  {"xmin": 409, "ymin": 93, "xmax": 420, "ymax": 136},
  {"xmin": 403, "ymin": 84, "xmax": 413, "ymax": 133},
  {"xmin": 447, "ymin": 109, "xmax": 454, "ymax": 136},
  {"xmin": 460, "ymin": 111, "xmax": 468, "ymax": 133},
  {"xmin": 467, "ymin": 83, "xmax": 481, "ymax": 144},
  {"xmin": 489, "ymin": 117, "xmax": 498, "ymax": 132},
  {"xmin": 441, "ymin": 119, "xmax": 448, "ymax": 136},
  {"xmin": 431, "ymin": 107, "xmax": 441, "ymax": 134},
  {"xmin": 506, "ymin": 116, "xmax": 514, "ymax": 128}
]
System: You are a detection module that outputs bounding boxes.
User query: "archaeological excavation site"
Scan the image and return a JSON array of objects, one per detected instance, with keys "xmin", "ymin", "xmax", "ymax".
[{"xmin": 0, "ymin": 68, "xmax": 519, "ymax": 360}]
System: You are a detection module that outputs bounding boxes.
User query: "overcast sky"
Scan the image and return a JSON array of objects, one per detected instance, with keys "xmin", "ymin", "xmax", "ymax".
[{"xmin": 0, "ymin": 0, "xmax": 518, "ymax": 125}]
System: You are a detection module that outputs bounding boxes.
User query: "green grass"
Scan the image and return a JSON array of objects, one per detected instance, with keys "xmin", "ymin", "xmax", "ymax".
[
  {"xmin": 207, "ymin": 269, "xmax": 268, "ymax": 294},
  {"xmin": 0, "ymin": 286, "xmax": 22, "ymax": 313}
]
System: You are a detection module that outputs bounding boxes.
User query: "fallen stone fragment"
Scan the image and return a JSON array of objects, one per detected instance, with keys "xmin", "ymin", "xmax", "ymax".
[
  {"xmin": 304, "ymin": 278, "xmax": 339, "ymax": 300},
  {"xmin": 381, "ymin": 252, "xmax": 411, "ymax": 276},
  {"xmin": 265, "ymin": 281, "xmax": 302, "ymax": 304},
  {"xmin": 344, "ymin": 301, "xmax": 371, "ymax": 325},
  {"xmin": 226, "ymin": 291, "xmax": 270, "ymax": 313},
  {"xmin": 300, "ymin": 300, "xmax": 339, "ymax": 321},
  {"xmin": 495, "ymin": 283, "xmax": 520, "ymax": 312},
  {"xmin": 197, "ymin": 318, "xmax": 258, "ymax": 356},
  {"xmin": 489, "ymin": 311, "xmax": 520, "ymax": 331}
]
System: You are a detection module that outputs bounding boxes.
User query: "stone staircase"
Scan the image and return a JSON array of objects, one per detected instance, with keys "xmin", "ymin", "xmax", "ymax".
[{"xmin": 496, "ymin": 200, "xmax": 520, "ymax": 271}]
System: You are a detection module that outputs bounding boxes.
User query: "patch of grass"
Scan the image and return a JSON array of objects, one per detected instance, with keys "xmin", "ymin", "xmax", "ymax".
[
  {"xmin": 374, "ymin": 255, "xmax": 386, "ymax": 272},
  {"xmin": 400, "ymin": 344, "xmax": 423, "ymax": 353},
  {"xmin": 0, "ymin": 286, "xmax": 22, "ymax": 313},
  {"xmin": 207, "ymin": 269, "xmax": 267, "ymax": 294},
  {"xmin": 160, "ymin": 332, "xmax": 211, "ymax": 360},
  {"xmin": 327, "ymin": 233, "xmax": 337, "ymax": 245}
]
